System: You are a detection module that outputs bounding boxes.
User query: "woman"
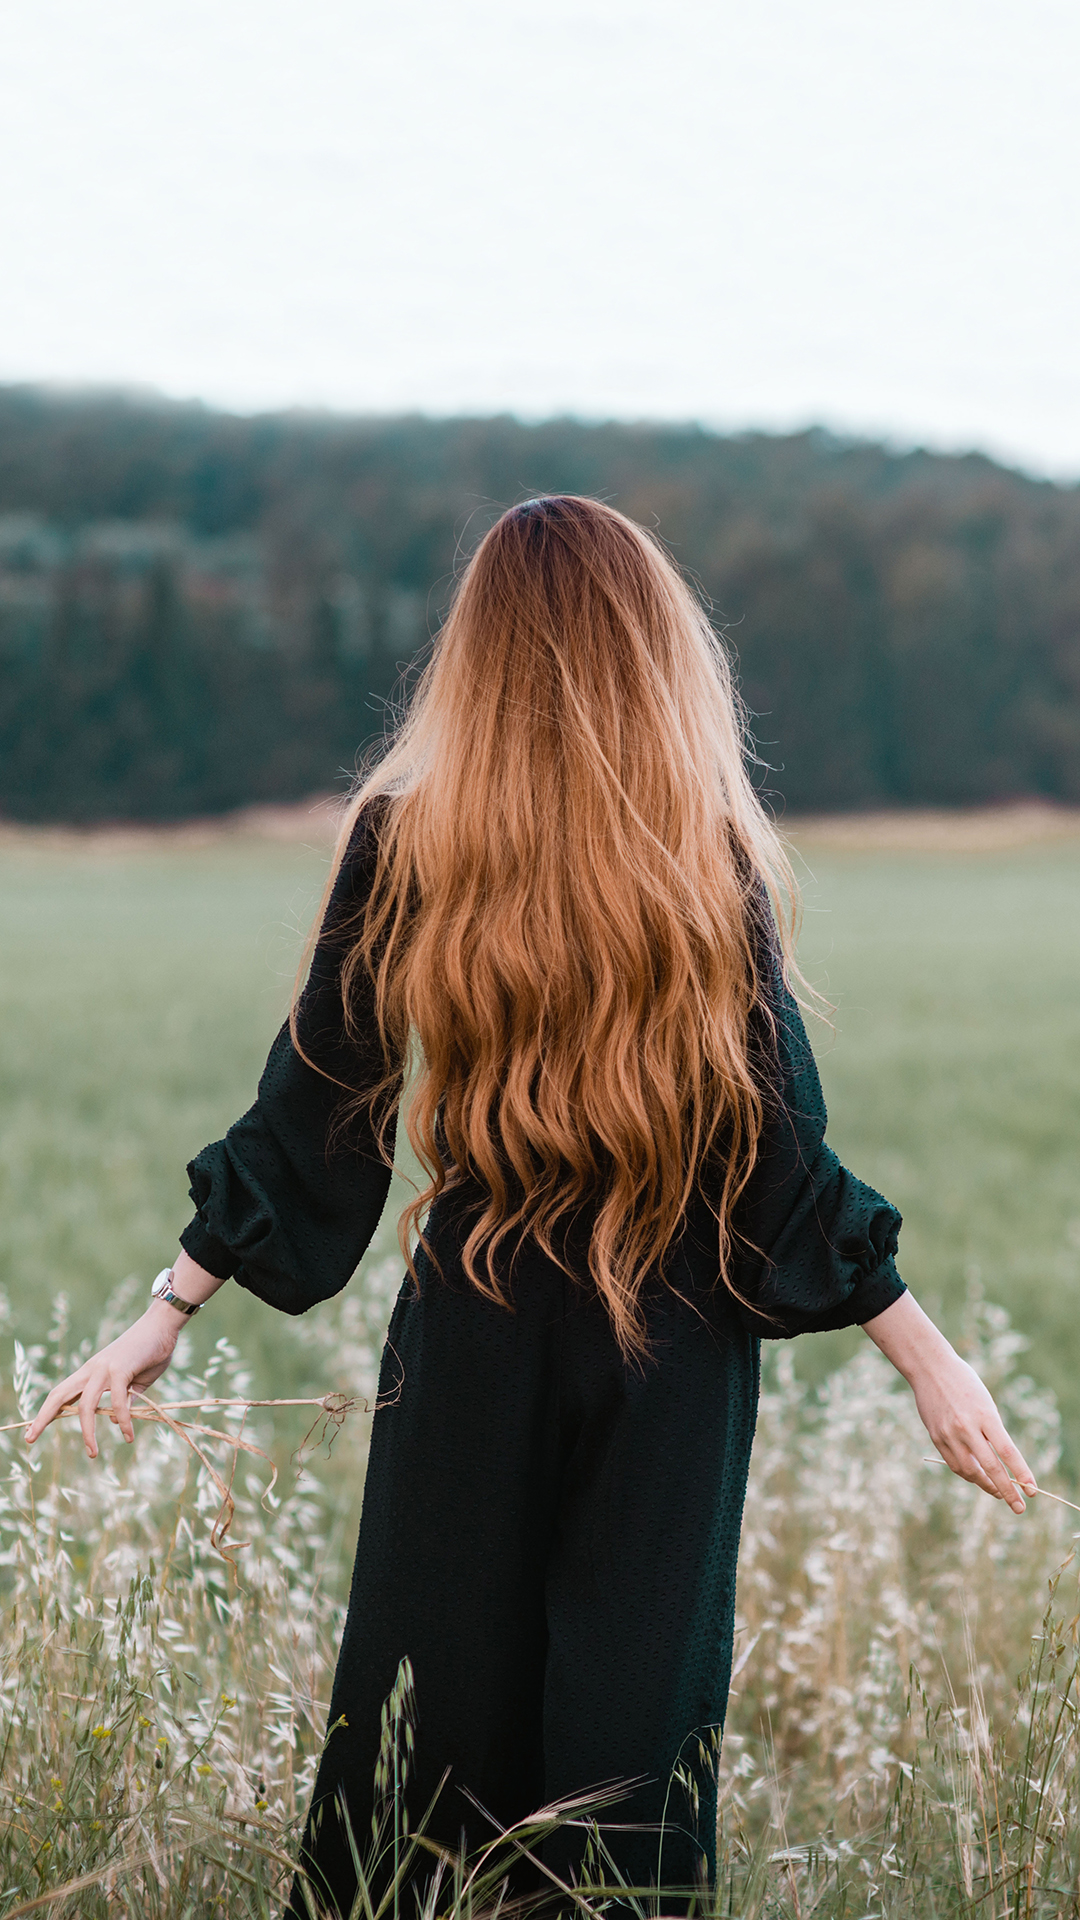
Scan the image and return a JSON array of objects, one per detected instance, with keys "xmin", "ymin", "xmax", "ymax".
[{"xmin": 27, "ymin": 496, "xmax": 1036, "ymax": 1916}]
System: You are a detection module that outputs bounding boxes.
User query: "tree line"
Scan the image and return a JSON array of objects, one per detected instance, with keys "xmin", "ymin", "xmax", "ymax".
[{"xmin": 1, "ymin": 385, "xmax": 1078, "ymax": 821}]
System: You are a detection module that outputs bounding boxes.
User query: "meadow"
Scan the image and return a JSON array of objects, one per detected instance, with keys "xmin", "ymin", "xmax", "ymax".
[
  {"xmin": 3, "ymin": 808, "xmax": 1078, "ymax": 1449},
  {"xmin": 2, "ymin": 807, "xmax": 1080, "ymax": 1915}
]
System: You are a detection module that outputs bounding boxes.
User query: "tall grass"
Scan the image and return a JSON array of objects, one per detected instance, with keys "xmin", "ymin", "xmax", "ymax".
[
  {"xmin": 4, "ymin": 827, "xmax": 1080, "ymax": 1910},
  {"xmin": 719, "ymin": 1285, "xmax": 1080, "ymax": 1918},
  {"xmin": 4, "ymin": 1270, "xmax": 1080, "ymax": 1917}
]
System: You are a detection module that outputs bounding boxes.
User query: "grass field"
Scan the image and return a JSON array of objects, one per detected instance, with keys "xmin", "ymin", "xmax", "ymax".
[
  {"xmin": 792, "ymin": 830, "xmax": 1080, "ymax": 1460},
  {"xmin": 1, "ymin": 812, "xmax": 1078, "ymax": 1456},
  {"xmin": 3, "ymin": 810, "xmax": 1080, "ymax": 1914},
  {"xmin": 0, "ymin": 831, "xmax": 341, "ymax": 1400}
]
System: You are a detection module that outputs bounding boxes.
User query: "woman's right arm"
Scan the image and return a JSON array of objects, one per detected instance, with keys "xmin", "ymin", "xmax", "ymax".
[
  {"xmin": 731, "ymin": 915, "xmax": 1038, "ymax": 1514},
  {"xmin": 727, "ymin": 929, "xmax": 908, "ymax": 1339}
]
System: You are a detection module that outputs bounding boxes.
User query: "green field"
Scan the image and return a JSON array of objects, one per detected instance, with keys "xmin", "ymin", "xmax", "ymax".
[
  {"xmin": 2, "ymin": 826, "xmax": 1079, "ymax": 1460},
  {"xmin": 793, "ymin": 835, "xmax": 1080, "ymax": 1450}
]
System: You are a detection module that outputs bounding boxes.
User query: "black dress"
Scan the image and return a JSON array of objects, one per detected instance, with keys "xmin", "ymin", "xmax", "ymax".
[{"xmin": 180, "ymin": 803, "xmax": 905, "ymax": 1915}]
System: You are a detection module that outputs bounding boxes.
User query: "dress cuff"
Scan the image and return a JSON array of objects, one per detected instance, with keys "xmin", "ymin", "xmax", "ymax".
[
  {"xmin": 840, "ymin": 1256, "xmax": 907, "ymax": 1328},
  {"xmin": 179, "ymin": 1214, "xmax": 237, "ymax": 1282},
  {"xmin": 751, "ymin": 1254, "xmax": 908, "ymax": 1338}
]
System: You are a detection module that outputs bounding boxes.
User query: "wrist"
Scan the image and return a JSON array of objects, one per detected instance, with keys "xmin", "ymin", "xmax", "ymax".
[
  {"xmin": 141, "ymin": 1306, "xmax": 182, "ymax": 1356},
  {"xmin": 897, "ymin": 1335, "xmax": 960, "ymax": 1396},
  {"xmin": 171, "ymin": 1249, "xmax": 229, "ymax": 1308},
  {"xmin": 862, "ymin": 1289, "xmax": 959, "ymax": 1386}
]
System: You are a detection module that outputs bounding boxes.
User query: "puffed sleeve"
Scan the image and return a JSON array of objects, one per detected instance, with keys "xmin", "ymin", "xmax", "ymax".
[
  {"xmin": 178, "ymin": 799, "xmax": 399, "ymax": 1315},
  {"xmin": 725, "ymin": 906, "xmax": 906, "ymax": 1338}
]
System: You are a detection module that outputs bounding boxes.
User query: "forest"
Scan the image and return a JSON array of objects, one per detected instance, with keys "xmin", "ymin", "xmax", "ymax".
[{"xmin": 1, "ymin": 384, "xmax": 1078, "ymax": 820}]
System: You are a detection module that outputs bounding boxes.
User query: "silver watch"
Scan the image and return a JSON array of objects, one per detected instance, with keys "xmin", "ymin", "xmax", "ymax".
[{"xmin": 150, "ymin": 1267, "xmax": 200, "ymax": 1316}]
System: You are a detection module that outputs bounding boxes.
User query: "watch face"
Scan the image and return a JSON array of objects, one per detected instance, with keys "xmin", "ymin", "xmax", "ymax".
[{"xmin": 151, "ymin": 1269, "xmax": 172, "ymax": 1298}]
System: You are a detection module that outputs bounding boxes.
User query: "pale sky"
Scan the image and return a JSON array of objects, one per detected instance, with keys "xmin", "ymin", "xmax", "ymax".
[{"xmin": 1, "ymin": 0, "xmax": 1078, "ymax": 475}]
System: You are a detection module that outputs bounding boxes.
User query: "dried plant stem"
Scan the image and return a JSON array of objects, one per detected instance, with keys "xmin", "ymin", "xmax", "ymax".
[
  {"xmin": 5, "ymin": 1386, "xmax": 399, "ymax": 1560},
  {"xmin": 0, "ymin": 1391, "xmax": 364, "ymax": 1433},
  {"xmin": 922, "ymin": 1456, "xmax": 1080, "ymax": 1519}
]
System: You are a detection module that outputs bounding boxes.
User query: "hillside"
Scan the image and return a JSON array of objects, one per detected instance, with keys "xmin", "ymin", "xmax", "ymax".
[{"xmin": 2, "ymin": 388, "xmax": 1078, "ymax": 819}]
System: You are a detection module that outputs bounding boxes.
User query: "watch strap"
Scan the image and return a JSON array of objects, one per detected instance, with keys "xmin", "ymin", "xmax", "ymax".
[{"xmin": 151, "ymin": 1267, "xmax": 200, "ymax": 1316}]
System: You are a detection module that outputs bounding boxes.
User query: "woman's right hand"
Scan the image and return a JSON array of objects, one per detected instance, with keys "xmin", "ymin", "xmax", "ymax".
[
  {"xmin": 23, "ymin": 1305, "xmax": 183, "ymax": 1457},
  {"xmin": 861, "ymin": 1289, "xmax": 1037, "ymax": 1513}
]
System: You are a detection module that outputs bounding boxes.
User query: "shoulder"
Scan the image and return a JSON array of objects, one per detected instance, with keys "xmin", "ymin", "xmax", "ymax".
[
  {"xmin": 340, "ymin": 791, "xmax": 393, "ymax": 870},
  {"xmin": 318, "ymin": 793, "xmax": 394, "ymax": 944},
  {"xmin": 338, "ymin": 791, "xmax": 396, "ymax": 890}
]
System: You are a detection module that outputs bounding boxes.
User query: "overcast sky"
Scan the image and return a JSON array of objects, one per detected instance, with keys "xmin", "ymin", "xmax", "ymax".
[{"xmin": 1, "ymin": 0, "xmax": 1077, "ymax": 475}]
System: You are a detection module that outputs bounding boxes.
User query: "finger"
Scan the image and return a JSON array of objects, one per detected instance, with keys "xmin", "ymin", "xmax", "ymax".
[
  {"xmin": 970, "ymin": 1418, "xmax": 1035, "ymax": 1509},
  {"xmin": 950, "ymin": 1427, "xmax": 1027, "ymax": 1512},
  {"xmin": 987, "ymin": 1427, "xmax": 1038, "ymax": 1496},
  {"xmin": 937, "ymin": 1435, "xmax": 1007, "ymax": 1499},
  {"xmin": 24, "ymin": 1372, "xmax": 88, "ymax": 1443},
  {"xmin": 971, "ymin": 1446, "xmax": 1026, "ymax": 1511},
  {"xmin": 79, "ymin": 1372, "xmax": 108, "ymax": 1458},
  {"xmin": 963, "ymin": 1454, "xmax": 1006, "ymax": 1498},
  {"xmin": 24, "ymin": 1392, "xmax": 59, "ymax": 1444},
  {"xmin": 109, "ymin": 1371, "xmax": 136, "ymax": 1444}
]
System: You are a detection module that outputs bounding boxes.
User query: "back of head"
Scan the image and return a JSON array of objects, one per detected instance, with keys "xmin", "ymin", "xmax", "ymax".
[{"xmin": 329, "ymin": 495, "xmax": 797, "ymax": 1355}]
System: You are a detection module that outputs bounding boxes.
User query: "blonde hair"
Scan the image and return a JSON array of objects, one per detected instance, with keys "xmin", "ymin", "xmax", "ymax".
[{"xmin": 297, "ymin": 495, "xmax": 800, "ymax": 1358}]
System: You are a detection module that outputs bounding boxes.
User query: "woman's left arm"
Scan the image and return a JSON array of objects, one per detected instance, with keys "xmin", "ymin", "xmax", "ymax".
[
  {"xmin": 24, "ymin": 1249, "xmax": 226, "ymax": 1455},
  {"xmin": 861, "ymin": 1289, "xmax": 1037, "ymax": 1514},
  {"xmin": 179, "ymin": 799, "xmax": 398, "ymax": 1316},
  {"xmin": 26, "ymin": 803, "xmax": 397, "ymax": 1452}
]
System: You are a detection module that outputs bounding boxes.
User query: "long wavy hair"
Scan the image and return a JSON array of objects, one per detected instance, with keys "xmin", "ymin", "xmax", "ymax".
[{"xmin": 296, "ymin": 495, "xmax": 800, "ymax": 1358}]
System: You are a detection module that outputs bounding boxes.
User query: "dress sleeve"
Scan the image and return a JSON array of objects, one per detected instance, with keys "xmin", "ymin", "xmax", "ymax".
[
  {"xmin": 179, "ymin": 800, "xmax": 398, "ymax": 1316},
  {"xmin": 724, "ymin": 909, "xmax": 907, "ymax": 1339}
]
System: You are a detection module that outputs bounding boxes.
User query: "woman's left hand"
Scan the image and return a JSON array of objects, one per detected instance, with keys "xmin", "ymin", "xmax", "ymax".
[{"xmin": 24, "ymin": 1305, "xmax": 182, "ymax": 1457}]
